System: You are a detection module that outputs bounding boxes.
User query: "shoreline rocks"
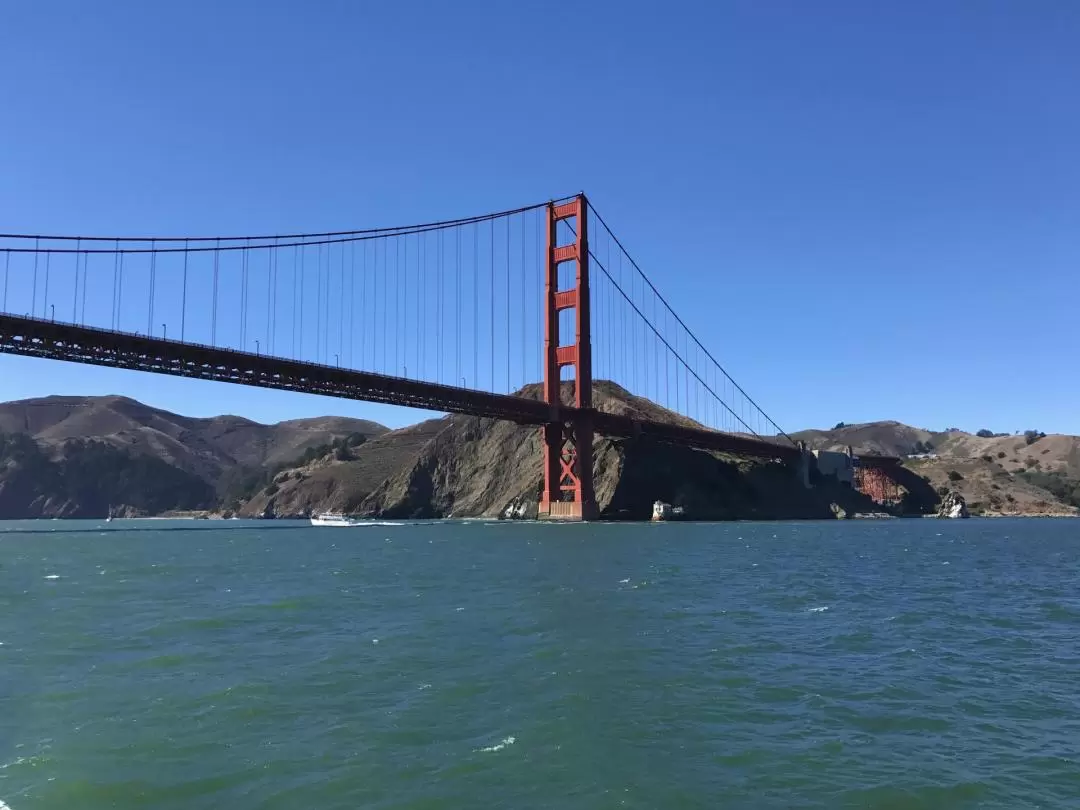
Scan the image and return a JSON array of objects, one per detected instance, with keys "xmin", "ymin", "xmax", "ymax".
[{"xmin": 936, "ymin": 491, "xmax": 970, "ymax": 519}]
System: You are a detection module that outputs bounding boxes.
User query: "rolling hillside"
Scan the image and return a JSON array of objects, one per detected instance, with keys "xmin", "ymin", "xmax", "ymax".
[
  {"xmin": 0, "ymin": 395, "xmax": 387, "ymax": 518},
  {"xmin": 793, "ymin": 421, "xmax": 1080, "ymax": 516}
]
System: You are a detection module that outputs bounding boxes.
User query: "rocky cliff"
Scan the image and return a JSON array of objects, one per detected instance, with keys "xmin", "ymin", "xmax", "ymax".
[
  {"xmin": 793, "ymin": 421, "xmax": 1080, "ymax": 516},
  {"xmin": 240, "ymin": 381, "xmax": 881, "ymax": 521}
]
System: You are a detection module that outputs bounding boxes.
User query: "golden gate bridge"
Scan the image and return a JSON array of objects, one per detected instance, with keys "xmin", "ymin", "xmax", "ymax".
[{"xmin": 0, "ymin": 194, "xmax": 896, "ymax": 519}]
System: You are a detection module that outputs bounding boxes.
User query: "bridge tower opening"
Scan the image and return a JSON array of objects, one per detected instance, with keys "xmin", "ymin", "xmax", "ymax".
[{"xmin": 538, "ymin": 194, "xmax": 597, "ymax": 521}]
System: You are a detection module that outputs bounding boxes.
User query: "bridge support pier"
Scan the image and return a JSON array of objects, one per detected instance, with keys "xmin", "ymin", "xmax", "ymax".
[
  {"xmin": 795, "ymin": 441, "xmax": 813, "ymax": 489},
  {"xmin": 537, "ymin": 194, "xmax": 597, "ymax": 521}
]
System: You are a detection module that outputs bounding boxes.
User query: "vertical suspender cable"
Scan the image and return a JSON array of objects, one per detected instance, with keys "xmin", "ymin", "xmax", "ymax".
[
  {"xmin": 611, "ymin": 254, "xmax": 616, "ymax": 389},
  {"xmin": 384, "ymin": 236, "xmax": 393, "ymax": 373},
  {"xmin": 292, "ymin": 245, "xmax": 299, "ymax": 359},
  {"xmin": 268, "ymin": 245, "xmax": 275, "ymax": 354},
  {"xmin": 456, "ymin": 227, "xmax": 461, "ymax": 385},
  {"xmin": 520, "ymin": 212, "xmax": 526, "ymax": 391},
  {"xmin": 32, "ymin": 239, "xmax": 38, "ymax": 316},
  {"xmin": 325, "ymin": 240, "xmax": 331, "ymax": 364},
  {"xmin": 685, "ymin": 329, "xmax": 690, "ymax": 420},
  {"xmin": 414, "ymin": 233, "xmax": 419, "ymax": 375},
  {"xmin": 361, "ymin": 241, "xmax": 368, "ymax": 368},
  {"xmin": 415, "ymin": 232, "xmax": 421, "ymax": 379},
  {"xmin": 653, "ymin": 291, "xmax": 659, "ymax": 405},
  {"xmin": 373, "ymin": 239, "xmax": 379, "ymax": 371},
  {"xmin": 473, "ymin": 222, "xmax": 478, "ymax": 388},
  {"xmin": 118, "ymin": 249, "xmax": 125, "ymax": 331},
  {"xmin": 395, "ymin": 237, "xmax": 401, "ymax": 375},
  {"xmin": 240, "ymin": 241, "xmax": 248, "ymax": 348},
  {"xmin": 72, "ymin": 239, "xmax": 81, "ymax": 322},
  {"xmin": 339, "ymin": 240, "xmax": 345, "ymax": 363},
  {"xmin": 1, "ymin": 250, "xmax": 8, "ymax": 312},
  {"xmin": 349, "ymin": 240, "xmax": 356, "ymax": 368},
  {"xmin": 111, "ymin": 243, "xmax": 119, "ymax": 329},
  {"xmin": 436, "ymin": 230, "xmax": 442, "ymax": 381},
  {"xmin": 181, "ymin": 240, "xmax": 189, "ymax": 342},
  {"xmin": 299, "ymin": 243, "xmax": 307, "ymax": 360},
  {"xmin": 315, "ymin": 243, "xmax": 322, "ymax": 362},
  {"xmin": 148, "ymin": 240, "xmax": 156, "ymax": 336},
  {"xmin": 149, "ymin": 240, "xmax": 156, "ymax": 334},
  {"xmin": 81, "ymin": 248, "xmax": 88, "ymax": 324},
  {"xmin": 211, "ymin": 240, "xmax": 219, "ymax": 345},
  {"xmin": 272, "ymin": 240, "xmax": 279, "ymax": 354},
  {"xmin": 505, "ymin": 215, "xmax": 510, "ymax": 393},
  {"xmin": 43, "ymin": 251, "xmax": 51, "ymax": 319}
]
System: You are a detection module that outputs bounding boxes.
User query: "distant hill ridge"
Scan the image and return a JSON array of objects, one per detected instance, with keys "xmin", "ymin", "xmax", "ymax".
[
  {"xmin": 0, "ymin": 395, "xmax": 387, "ymax": 483},
  {"xmin": 1, "ymin": 395, "xmax": 1076, "ymax": 519},
  {"xmin": 0, "ymin": 395, "xmax": 387, "ymax": 518},
  {"xmin": 792, "ymin": 421, "xmax": 1080, "ymax": 516}
]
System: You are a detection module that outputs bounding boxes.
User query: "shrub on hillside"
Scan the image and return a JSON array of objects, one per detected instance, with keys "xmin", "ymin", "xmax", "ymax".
[
  {"xmin": 1014, "ymin": 469, "xmax": 1080, "ymax": 508},
  {"xmin": 947, "ymin": 470, "xmax": 964, "ymax": 482}
]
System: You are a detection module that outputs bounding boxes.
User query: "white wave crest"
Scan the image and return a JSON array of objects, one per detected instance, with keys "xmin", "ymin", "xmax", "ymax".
[{"xmin": 477, "ymin": 735, "xmax": 516, "ymax": 753}]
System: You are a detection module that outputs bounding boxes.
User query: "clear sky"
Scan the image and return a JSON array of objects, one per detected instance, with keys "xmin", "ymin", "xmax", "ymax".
[{"xmin": 1, "ymin": 1, "xmax": 1077, "ymax": 434}]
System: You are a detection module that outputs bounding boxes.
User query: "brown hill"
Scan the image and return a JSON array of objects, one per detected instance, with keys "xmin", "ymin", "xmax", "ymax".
[
  {"xmin": 793, "ymin": 421, "xmax": 1080, "ymax": 516},
  {"xmin": 0, "ymin": 395, "xmax": 387, "ymax": 484},
  {"xmin": 241, "ymin": 381, "xmax": 878, "ymax": 521},
  {"xmin": 0, "ymin": 395, "xmax": 388, "ymax": 518}
]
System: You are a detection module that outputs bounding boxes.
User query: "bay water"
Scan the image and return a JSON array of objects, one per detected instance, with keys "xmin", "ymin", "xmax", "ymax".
[{"xmin": 2, "ymin": 518, "xmax": 1078, "ymax": 808}]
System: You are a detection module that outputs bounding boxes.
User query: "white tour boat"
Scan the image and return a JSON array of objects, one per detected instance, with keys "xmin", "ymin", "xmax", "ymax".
[{"xmin": 310, "ymin": 512, "xmax": 359, "ymax": 527}]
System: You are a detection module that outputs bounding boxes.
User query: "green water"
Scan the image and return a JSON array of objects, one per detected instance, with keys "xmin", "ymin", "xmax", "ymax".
[{"xmin": 2, "ymin": 518, "xmax": 1078, "ymax": 808}]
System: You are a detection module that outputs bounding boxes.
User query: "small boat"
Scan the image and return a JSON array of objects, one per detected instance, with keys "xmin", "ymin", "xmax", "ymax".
[
  {"xmin": 651, "ymin": 500, "xmax": 686, "ymax": 521},
  {"xmin": 310, "ymin": 512, "xmax": 359, "ymax": 527}
]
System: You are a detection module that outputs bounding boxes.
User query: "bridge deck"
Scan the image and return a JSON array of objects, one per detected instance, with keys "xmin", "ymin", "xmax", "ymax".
[{"xmin": 0, "ymin": 314, "xmax": 799, "ymax": 461}]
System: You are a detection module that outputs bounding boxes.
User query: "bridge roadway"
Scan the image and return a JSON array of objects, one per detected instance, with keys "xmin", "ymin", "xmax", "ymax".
[
  {"xmin": 0, "ymin": 315, "xmax": 904, "ymax": 469},
  {"xmin": 0, "ymin": 314, "xmax": 814, "ymax": 462}
]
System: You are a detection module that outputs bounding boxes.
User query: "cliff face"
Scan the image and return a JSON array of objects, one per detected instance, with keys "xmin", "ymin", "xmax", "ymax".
[
  {"xmin": 793, "ymin": 420, "xmax": 1080, "ymax": 516},
  {"xmin": 242, "ymin": 382, "xmax": 881, "ymax": 521},
  {"xmin": 0, "ymin": 433, "xmax": 214, "ymax": 518}
]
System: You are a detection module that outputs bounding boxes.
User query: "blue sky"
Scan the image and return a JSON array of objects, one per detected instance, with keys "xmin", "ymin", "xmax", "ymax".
[{"xmin": 1, "ymin": 1, "xmax": 1077, "ymax": 434}]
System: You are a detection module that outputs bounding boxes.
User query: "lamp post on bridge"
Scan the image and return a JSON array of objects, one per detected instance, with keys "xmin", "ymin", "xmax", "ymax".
[
  {"xmin": 162, "ymin": 324, "xmax": 166, "ymax": 340},
  {"xmin": 50, "ymin": 304, "xmax": 54, "ymax": 321},
  {"xmin": 254, "ymin": 339, "xmax": 260, "ymax": 356}
]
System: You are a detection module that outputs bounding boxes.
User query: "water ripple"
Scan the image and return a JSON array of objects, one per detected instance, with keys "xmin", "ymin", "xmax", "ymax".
[{"xmin": 1, "ymin": 517, "xmax": 1078, "ymax": 808}]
